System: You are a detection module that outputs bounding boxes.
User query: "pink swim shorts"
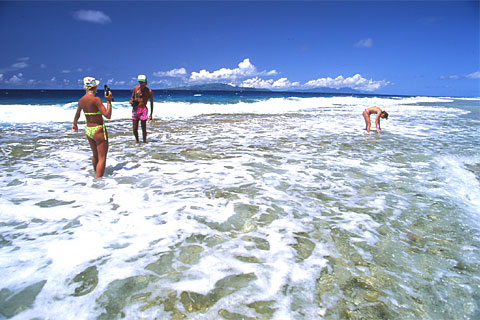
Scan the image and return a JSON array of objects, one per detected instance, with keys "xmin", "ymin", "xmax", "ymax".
[{"xmin": 132, "ymin": 106, "xmax": 148, "ymax": 121}]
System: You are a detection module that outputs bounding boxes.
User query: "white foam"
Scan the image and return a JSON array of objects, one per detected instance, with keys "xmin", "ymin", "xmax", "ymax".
[
  {"xmin": 0, "ymin": 95, "xmax": 459, "ymax": 125},
  {"xmin": 0, "ymin": 94, "xmax": 478, "ymax": 319},
  {"xmin": 435, "ymin": 155, "xmax": 480, "ymax": 210}
]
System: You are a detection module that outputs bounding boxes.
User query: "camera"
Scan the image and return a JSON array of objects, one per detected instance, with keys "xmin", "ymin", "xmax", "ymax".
[
  {"xmin": 131, "ymin": 100, "xmax": 139, "ymax": 108},
  {"xmin": 104, "ymin": 85, "xmax": 114, "ymax": 101}
]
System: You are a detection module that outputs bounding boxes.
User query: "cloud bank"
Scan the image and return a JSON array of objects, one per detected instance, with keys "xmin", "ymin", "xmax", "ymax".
[
  {"xmin": 138, "ymin": 59, "xmax": 390, "ymax": 92},
  {"xmin": 0, "ymin": 57, "xmax": 29, "ymax": 73},
  {"xmin": 0, "ymin": 57, "xmax": 390, "ymax": 92},
  {"xmin": 73, "ymin": 10, "xmax": 112, "ymax": 24},
  {"xmin": 241, "ymin": 77, "xmax": 300, "ymax": 89},
  {"xmin": 441, "ymin": 71, "xmax": 480, "ymax": 80},
  {"xmin": 305, "ymin": 74, "xmax": 389, "ymax": 92},
  {"xmin": 189, "ymin": 58, "xmax": 277, "ymax": 83},
  {"xmin": 153, "ymin": 68, "xmax": 187, "ymax": 78}
]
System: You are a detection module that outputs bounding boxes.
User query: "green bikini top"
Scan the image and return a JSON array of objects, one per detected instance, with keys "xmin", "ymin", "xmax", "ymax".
[{"xmin": 84, "ymin": 111, "xmax": 102, "ymax": 116}]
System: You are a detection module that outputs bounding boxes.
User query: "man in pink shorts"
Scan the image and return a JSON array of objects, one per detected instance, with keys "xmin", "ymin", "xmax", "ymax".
[{"xmin": 130, "ymin": 75, "xmax": 154, "ymax": 143}]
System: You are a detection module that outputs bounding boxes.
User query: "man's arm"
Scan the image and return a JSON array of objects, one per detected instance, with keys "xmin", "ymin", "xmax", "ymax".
[
  {"xmin": 149, "ymin": 89, "xmax": 154, "ymax": 120},
  {"xmin": 129, "ymin": 86, "xmax": 136, "ymax": 105}
]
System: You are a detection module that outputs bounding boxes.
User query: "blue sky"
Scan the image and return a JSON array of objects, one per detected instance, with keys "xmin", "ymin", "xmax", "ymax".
[{"xmin": 0, "ymin": 1, "xmax": 478, "ymax": 96}]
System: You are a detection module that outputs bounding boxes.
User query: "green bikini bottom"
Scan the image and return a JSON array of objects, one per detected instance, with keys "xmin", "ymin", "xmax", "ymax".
[{"xmin": 85, "ymin": 123, "xmax": 107, "ymax": 140}]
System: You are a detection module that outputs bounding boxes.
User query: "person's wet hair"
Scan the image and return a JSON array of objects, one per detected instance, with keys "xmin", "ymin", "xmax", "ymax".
[{"xmin": 381, "ymin": 111, "xmax": 389, "ymax": 119}]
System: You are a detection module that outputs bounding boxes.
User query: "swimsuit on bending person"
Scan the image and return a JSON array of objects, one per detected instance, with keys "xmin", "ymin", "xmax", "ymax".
[
  {"xmin": 84, "ymin": 111, "xmax": 107, "ymax": 140},
  {"xmin": 365, "ymin": 107, "xmax": 377, "ymax": 115}
]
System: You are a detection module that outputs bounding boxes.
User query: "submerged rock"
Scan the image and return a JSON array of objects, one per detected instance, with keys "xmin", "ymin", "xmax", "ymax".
[
  {"xmin": 247, "ymin": 300, "xmax": 277, "ymax": 319},
  {"xmin": 235, "ymin": 255, "xmax": 261, "ymax": 263},
  {"xmin": 180, "ymin": 273, "xmax": 257, "ymax": 313},
  {"xmin": 292, "ymin": 234, "xmax": 315, "ymax": 261},
  {"xmin": 72, "ymin": 266, "xmax": 98, "ymax": 296},
  {"xmin": 96, "ymin": 275, "xmax": 158, "ymax": 320},
  {"xmin": 218, "ymin": 308, "xmax": 259, "ymax": 320},
  {"xmin": 145, "ymin": 252, "xmax": 175, "ymax": 275},
  {"xmin": 140, "ymin": 291, "xmax": 186, "ymax": 319},
  {"xmin": 0, "ymin": 280, "xmax": 47, "ymax": 319},
  {"xmin": 178, "ymin": 245, "xmax": 204, "ymax": 265},
  {"xmin": 242, "ymin": 235, "xmax": 270, "ymax": 251}
]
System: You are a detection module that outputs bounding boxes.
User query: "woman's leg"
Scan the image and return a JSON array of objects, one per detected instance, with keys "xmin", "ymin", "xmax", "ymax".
[
  {"xmin": 93, "ymin": 128, "xmax": 108, "ymax": 178},
  {"xmin": 363, "ymin": 111, "xmax": 371, "ymax": 133},
  {"xmin": 87, "ymin": 137, "xmax": 99, "ymax": 172}
]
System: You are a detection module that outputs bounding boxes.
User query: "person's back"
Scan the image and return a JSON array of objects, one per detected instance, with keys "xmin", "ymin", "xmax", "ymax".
[
  {"xmin": 72, "ymin": 76, "xmax": 113, "ymax": 178},
  {"xmin": 79, "ymin": 94, "xmax": 104, "ymax": 126}
]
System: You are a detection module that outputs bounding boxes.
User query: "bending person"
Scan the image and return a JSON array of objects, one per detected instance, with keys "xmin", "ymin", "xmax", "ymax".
[
  {"xmin": 130, "ymin": 74, "xmax": 154, "ymax": 143},
  {"xmin": 363, "ymin": 106, "xmax": 388, "ymax": 133},
  {"xmin": 73, "ymin": 76, "xmax": 113, "ymax": 178}
]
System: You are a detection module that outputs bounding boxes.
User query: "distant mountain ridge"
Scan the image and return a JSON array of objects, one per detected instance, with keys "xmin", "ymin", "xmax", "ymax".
[
  {"xmin": 296, "ymin": 87, "xmax": 364, "ymax": 94},
  {"xmin": 168, "ymin": 83, "xmax": 365, "ymax": 94},
  {"xmin": 170, "ymin": 83, "xmax": 265, "ymax": 92}
]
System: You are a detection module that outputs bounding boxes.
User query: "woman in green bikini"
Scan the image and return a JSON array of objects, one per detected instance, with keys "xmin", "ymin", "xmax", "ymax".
[{"xmin": 72, "ymin": 76, "xmax": 113, "ymax": 178}]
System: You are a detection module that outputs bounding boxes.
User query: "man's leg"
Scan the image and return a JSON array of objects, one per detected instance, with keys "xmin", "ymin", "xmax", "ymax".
[
  {"xmin": 141, "ymin": 120, "xmax": 147, "ymax": 143},
  {"xmin": 133, "ymin": 119, "xmax": 140, "ymax": 143}
]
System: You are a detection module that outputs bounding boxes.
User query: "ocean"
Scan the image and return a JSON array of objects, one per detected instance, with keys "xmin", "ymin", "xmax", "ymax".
[{"xmin": 0, "ymin": 89, "xmax": 479, "ymax": 320}]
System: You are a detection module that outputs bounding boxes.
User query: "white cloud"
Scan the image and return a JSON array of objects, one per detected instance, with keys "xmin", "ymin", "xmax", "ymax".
[
  {"xmin": 354, "ymin": 38, "xmax": 373, "ymax": 48},
  {"xmin": 11, "ymin": 62, "xmax": 28, "ymax": 69},
  {"xmin": 0, "ymin": 59, "xmax": 29, "ymax": 73},
  {"xmin": 40, "ymin": 64, "xmax": 47, "ymax": 69},
  {"xmin": 73, "ymin": 10, "xmax": 112, "ymax": 24},
  {"xmin": 466, "ymin": 71, "xmax": 480, "ymax": 79},
  {"xmin": 440, "ymin": 75, "xmax": 459, "ymax": 80},
  {"xmin": 190, "ymin": 58, "xmax": 276, "ymax": 83},
  {"xmin": 5, "ymin": 73, "xmax": 23, "ymax": 84},
  {"xmin": 150, "ymin": 79, "xmax": 178, "ymax": 86},
  {"xmin": 60, "ymin": 68, "xmax": 83, "ymax": 74},
  {"xmin": 241, "ymin": 77, "xmax": 299, "ymax": 89},
  {"xmin": 305, "ymin": 74, "xmax": 389, "ymax": 91},
  {"xmin": 441, "ymin": 70, "xmax": 480, "ymax": 80},
  {"xmin": 153, "ymin": 68, "xmax": 187, "ymax": 78},
  {"xmin": 107, "ymin": 78, "xmax": 126, "ymax": 86}
]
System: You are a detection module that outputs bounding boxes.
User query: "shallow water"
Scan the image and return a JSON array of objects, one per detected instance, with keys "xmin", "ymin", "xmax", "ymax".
[{"xmin": 0, "ymin": 95, "xmax": 479, "ymax": 319}]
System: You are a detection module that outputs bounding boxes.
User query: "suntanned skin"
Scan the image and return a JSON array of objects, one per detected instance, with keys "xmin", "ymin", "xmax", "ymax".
[
  {"xmin": 73, "ymin": 86, "xmax": 113, "ymax": 178},
  {"xmin": 363, "ymin": 105, "xmax": 387, "ymax": 133},
  {"xmin": 130, "ymin": 81, "xmax": 154, "ymax": 143}
]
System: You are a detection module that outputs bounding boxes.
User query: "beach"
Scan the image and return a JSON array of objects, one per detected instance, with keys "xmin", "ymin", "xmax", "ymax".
[{"xmin": 0, "ymin": 91, "xmax": 479, "ymax": 319}]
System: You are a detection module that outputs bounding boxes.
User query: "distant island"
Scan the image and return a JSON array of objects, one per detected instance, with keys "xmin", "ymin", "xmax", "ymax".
[
  {"xmin": 168, "ymin": 83, "xmax": 265, "ymax": 92},
  {"xmin": 167, "ymin": 83, "xmax": 364, "ymax": 95}
]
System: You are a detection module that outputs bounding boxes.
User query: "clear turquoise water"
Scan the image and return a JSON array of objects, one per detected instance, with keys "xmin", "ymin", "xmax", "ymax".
[{"xmin": 0, "ymin": 92, "xmax": 479, "ymax": 319}]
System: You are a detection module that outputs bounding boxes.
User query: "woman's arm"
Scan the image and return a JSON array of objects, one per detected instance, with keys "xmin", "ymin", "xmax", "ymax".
[
  {"xmin": 72, "ymin": 104, "xmax": 82, "ymax": 132},
  {"xmin": 97, "ymin": 94, "xmax": 113, "ymax": 119},
  {"xmin": 375, "ymin": 114, "xmax": 381, "ymax": 133}
]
